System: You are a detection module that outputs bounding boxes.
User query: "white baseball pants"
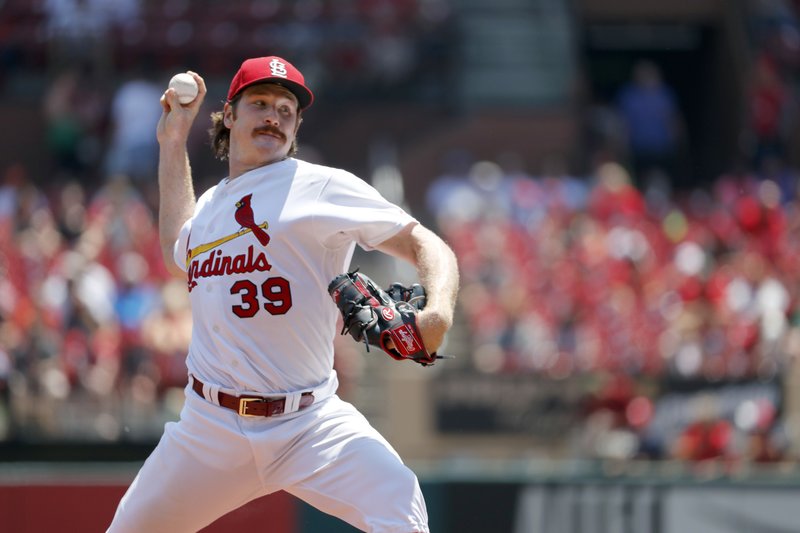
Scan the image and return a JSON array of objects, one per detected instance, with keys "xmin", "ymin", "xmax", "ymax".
[{"xmin": 107, "ymin": 385, "xmax": 429, "ymax": 533}]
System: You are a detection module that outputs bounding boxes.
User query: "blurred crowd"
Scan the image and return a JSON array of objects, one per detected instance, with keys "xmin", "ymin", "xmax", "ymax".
[
  {"xmin": 431, "ymin": 156, "xmax": 800, "ymax": 463},
  {"xmin": 434, "ymin": 157, "xmax": 800, "ymax": 381},
  {"xmin": 2, "ymin": 0, "xmax": 800, "ymax": 469},
  {"xmin": 0, "ymin": 166, "xmax": 190, "ymax": 441},
  {"xmin": 424, "ymin": 0, "xmax": 800, "ymax": 465},
  {"xmin": 2, "ymin": 0, "xmax": 454, "ymax": 104},
  {"xmin": 0, "ymin": 0, "xmax": 455, "ymax": 442}
]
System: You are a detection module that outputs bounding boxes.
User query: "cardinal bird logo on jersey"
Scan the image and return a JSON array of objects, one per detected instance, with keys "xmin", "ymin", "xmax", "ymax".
[{"xmin": 235, "ymin": 194, "xmax": 271, "ymax": 246}]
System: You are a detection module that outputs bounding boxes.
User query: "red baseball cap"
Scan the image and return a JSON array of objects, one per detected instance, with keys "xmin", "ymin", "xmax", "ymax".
[{"xmin": 227, "ymin": 56, "xmax": 314, "ymax": 110}]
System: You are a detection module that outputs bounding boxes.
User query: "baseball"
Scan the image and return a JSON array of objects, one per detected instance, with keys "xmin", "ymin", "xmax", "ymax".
[{"xmin": 169, "ymin": 72, "xmax": 198, "ymax": 104}]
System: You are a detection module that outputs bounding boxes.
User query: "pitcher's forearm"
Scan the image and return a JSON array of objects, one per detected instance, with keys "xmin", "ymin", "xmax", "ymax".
[
  {"xmin": 412, "ymin": 226, "xmax": 459, "ymax": 350},
  {"xmin": 375, "ymin": 223, "xmax": 459, "ymax": 352},
  {"xmin": 158, "ymin": 141, "xmax": 195, "ymax": 274}
]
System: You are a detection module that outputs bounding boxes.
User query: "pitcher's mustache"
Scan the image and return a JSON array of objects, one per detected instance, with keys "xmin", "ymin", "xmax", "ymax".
[{"xmin": 253, "ymin": 125, "xmax": 286, "ymax": 141}]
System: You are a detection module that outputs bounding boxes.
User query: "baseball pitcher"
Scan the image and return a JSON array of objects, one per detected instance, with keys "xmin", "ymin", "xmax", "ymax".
[{"xmin": 106, "ymin": 56, "xmax": 459, "ymax": 533}]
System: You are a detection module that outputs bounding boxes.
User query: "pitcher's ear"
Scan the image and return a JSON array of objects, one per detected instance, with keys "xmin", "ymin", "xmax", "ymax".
[{"xmin": 223, "ymin": 102, "xmax": 234, "ymax": 128}]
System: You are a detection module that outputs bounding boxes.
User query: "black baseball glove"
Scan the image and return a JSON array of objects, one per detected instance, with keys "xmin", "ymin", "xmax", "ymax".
[{"xmin": 328, "ymin": 270, "xmax": 440, "ymax": 366}]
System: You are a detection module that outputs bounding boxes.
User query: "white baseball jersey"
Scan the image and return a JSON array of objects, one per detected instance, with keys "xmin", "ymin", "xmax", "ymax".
[
  {"xmin": 109, "ymin": 157, "xmax": 430, "ymax": 533},
  {"xmin": 174, "ymin": 157, "xmax": 416, "ymax": 393}
]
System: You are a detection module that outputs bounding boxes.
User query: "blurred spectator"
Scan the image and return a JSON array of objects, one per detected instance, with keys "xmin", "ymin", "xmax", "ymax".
[
  {"xmin": 140, "ymin": 279, "xmax": 191, "ymax": 390},
  {"xmin": 615, "ymin": 60, "xmax": 685, "ymax": 190},
  {"xmin": 42, "ymin": 0, "xmax": 140, "ymax": 41},
  {"xmin": 365, "ymin": 21, "xmax": 416, "ymax": 93},
  {"xmin": 41, "ymin": 0, "xmax": 141, "ymax": 70},
  {"xmin": 747, "ymin": 52, "xmax": 795, "ymax": 169},
  {"xmin": 425, "ymin": 150, "xmax": 482, "ymax": 229},
  {"xmin": 43, "ymin": 67, "xmax": 107, "ymax": 181},
  {"xmin": 43, "ymin": 70, "xmax": 85, "ymax": 174},
  {"xmin": 103, "ymin": 69, "xmax": 163, "ymax": 182}
]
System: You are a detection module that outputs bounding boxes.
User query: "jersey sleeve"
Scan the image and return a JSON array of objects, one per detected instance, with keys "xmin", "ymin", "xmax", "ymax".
[
  {"xmin": 171, "ymin": 185, "xmax": 216, "ymax": 272},
  {"xmin": 313, "ymin": 169, "xmax": 417, "ymax": 251},
  {"xmin": 172, "ymin": 217, "xmax": 192, "ymax": 272}
]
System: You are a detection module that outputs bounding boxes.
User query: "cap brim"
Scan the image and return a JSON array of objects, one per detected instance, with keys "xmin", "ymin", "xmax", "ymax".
[{"xmin": 233, "ymin": 78, "xmax": 314, "ymax": 110}]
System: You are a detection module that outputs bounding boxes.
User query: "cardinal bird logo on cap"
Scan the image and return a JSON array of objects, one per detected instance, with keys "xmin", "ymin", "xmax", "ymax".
[{"xmin": 235, "ymin": 194, "xmax": 270, "ymax": 246}]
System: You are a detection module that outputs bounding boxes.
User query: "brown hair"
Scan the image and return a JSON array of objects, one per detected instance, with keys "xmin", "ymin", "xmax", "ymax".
[{"xmin": 208, "ymin": 94, "xmax": 302, "ymax": 160}]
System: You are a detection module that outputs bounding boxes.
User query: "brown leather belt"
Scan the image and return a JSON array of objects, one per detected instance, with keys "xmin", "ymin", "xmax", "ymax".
[{"xmin": 192, "ymin": 376, "xmax": 314, "ymax": 417}]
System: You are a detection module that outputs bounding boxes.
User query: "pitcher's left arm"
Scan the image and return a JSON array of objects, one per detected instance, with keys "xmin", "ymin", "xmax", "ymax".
[{"xmin": 375, "ymin": 222, "xmax": 460, "ymax": 353}]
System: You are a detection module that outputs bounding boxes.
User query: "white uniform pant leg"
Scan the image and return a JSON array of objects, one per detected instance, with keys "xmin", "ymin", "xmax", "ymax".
[
  {"xmin": 107, "ymin": 392, "xmax": 265, "ymax": 533},
  {"xmin": 269, "ymin": 397, "xmax": 429, "ymax": 533}
]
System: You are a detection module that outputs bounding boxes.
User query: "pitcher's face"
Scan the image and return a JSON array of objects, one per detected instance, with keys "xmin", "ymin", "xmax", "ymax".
[{"xmin": 225, "ymin": 84, "xmax": 300, "ymax": 169}]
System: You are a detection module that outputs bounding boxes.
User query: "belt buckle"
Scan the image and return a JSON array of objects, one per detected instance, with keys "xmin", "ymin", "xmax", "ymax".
[{"xmin": 238, "ymin": 397, "xmax": 266, "ymax": 417}]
